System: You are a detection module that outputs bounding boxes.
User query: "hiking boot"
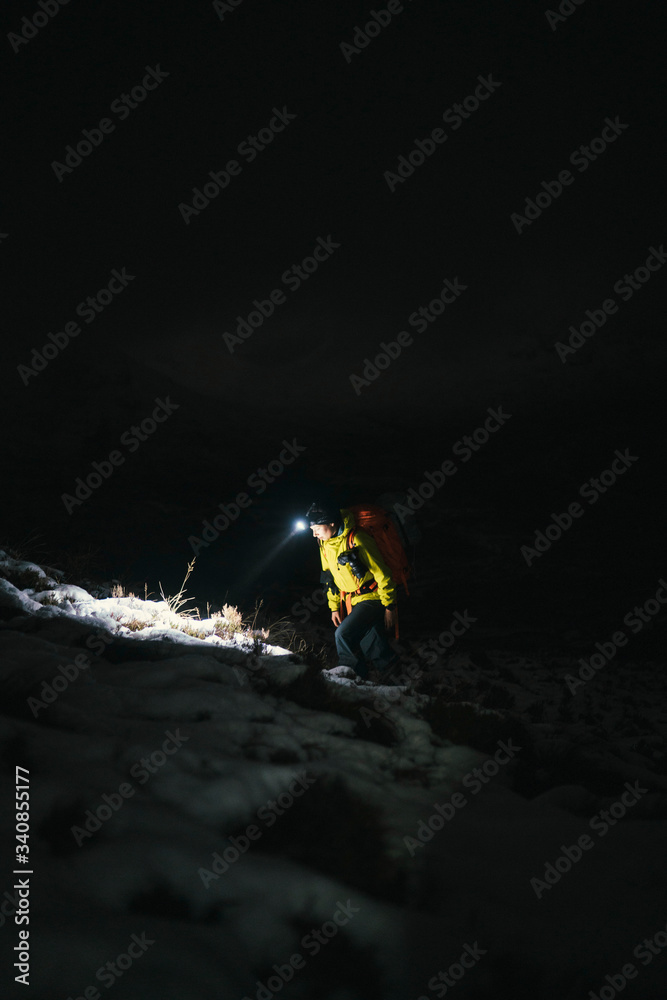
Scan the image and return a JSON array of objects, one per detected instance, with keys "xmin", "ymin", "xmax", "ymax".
[{"xmin": 323, "ymin": 665, "xmax": 358, "ymax": 681}]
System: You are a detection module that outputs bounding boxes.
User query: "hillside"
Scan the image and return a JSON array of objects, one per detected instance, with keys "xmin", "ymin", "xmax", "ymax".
[{"xmin": 1, "ymin": 551, "xmax": 666, "ymax": 999}]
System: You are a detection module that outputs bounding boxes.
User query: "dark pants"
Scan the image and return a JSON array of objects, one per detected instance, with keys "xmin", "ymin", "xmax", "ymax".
[{"xmin": 334, "ymin": 599, "xmax": 397, "ymax": 679}]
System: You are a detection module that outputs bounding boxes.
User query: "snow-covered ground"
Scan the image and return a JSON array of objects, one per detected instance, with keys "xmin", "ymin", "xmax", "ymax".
[{"xmin": 1, "ymin": 552, "xmax": 666, "ymax": 999}]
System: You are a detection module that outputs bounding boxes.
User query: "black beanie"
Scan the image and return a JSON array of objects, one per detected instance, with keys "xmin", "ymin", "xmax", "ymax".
[{"xmin": 306, "ymin": 501, "xmax": 340, "ymax": 526}]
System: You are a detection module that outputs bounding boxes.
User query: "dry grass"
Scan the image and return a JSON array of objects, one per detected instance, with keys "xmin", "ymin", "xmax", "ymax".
[
  {"xmin": 5, "ymin": 549, "xmax": 323, "ymax": 662},
  {"xmin": 0, "ymin": 564, "xmax": 49, "ymax": 591},
  {"xmin": 211, "ymin": 603, "xmax": 247, "ymax": 641},
  {"xmin": 36, "ymin": 593, "xmax": 64, "ymax": 606},
  {"xmin": 174, "ymin": 622, "xmax": 207, "ymax": 640},
  {"xmin": 248, "ymin": 599, "xmax": 329, "ymax": 668},
  {"xmin": 108, "ymin": 613, "xmax": 151, "ymax": 633},
  {"xmin": 159, "ymin": 558, "xmax": 199, "ymax": 618}
]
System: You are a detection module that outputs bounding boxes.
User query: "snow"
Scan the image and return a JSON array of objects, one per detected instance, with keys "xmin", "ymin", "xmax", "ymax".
[{"xmin": 0, "ymin": 553, "xmax": 666, "ymax": 998}]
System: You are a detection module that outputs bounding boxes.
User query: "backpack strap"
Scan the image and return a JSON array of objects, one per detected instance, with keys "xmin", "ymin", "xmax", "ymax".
[
  {"xmin": 340, "ymin": 528, "xmax": 358, "ymax": 615},
  {"xmin": 348, "ymin": 522, "xmax": 401, "ymax": 638},
  {"xmin": 339, "ymin": 592, "xmax": 352, "ymax": 616},
  {"xmin": 348, "ymin": 528, "xmax": 378, "ymax": 596}
]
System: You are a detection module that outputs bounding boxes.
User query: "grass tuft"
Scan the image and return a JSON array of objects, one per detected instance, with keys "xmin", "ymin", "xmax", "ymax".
[
  {"xmin": 159, "ymin": 558, "xmax": 199, "ymax": 618},
  {"xmin": 0, "ymin": 565, "xmax": 48, "ymax": 591}
]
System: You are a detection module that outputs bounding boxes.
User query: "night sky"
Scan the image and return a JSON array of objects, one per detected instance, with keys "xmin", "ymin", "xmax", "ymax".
[{"xmin": 2, "ymin": 0, "xmax": 665, "ymax": 639}]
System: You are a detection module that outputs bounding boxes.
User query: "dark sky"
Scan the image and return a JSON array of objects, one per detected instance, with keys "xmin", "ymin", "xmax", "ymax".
[{"xmin": 1, "ymin": 0, "xmax": 665, "ymax": 624}]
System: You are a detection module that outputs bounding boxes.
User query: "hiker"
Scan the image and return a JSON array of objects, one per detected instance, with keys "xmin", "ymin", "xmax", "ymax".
[{"xmin": 306, "ymin": 501, "xmax": 400, "ymax": 680}]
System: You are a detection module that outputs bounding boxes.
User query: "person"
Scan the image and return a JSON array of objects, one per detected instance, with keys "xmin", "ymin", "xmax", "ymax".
[{"xmin": 306, "ymin": 500, "xmax": 400, "ymax": 681}]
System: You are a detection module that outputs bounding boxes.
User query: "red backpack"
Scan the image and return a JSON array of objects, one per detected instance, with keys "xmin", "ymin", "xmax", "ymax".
[{"xmin": 343, "ymin": 504, "xmax": 411, "ymax": 638}]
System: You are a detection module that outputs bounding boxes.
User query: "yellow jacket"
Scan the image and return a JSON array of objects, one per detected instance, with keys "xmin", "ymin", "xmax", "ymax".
[{"xmin": 318, "ymin": 508, "xmax": 396, "ymax": 612}]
